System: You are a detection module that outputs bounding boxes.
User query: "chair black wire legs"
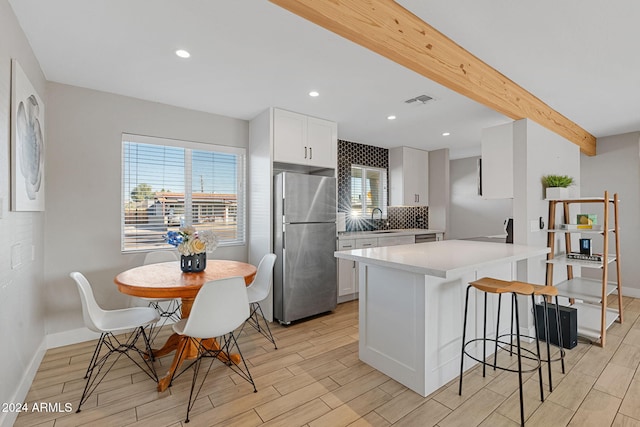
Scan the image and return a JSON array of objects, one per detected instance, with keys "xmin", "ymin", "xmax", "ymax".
[
  {"xmin": 175, "ymin": 331, "xmax": 257, "ymax": 423},
  {"xmin": 77, "ymin": 326, "xmax": 157, "ymax": 413},
  {"xmin": 240, "ymin": 302, "xmax": 277, "ymax": 349},
  {"xmin": 147, "ymin": 299, "xmax": 182, "ymax": 344}
]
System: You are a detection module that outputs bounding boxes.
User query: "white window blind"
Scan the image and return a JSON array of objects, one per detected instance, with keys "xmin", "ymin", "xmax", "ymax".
[{"xmin": 122, "ymin": 134, "xmax": 245, "ymax": 252}]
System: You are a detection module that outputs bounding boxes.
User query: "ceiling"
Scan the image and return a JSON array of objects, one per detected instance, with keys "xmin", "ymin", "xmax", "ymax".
[{"xmin": 8, "ymin": 1, "xmax": 640, "ymax": 159}]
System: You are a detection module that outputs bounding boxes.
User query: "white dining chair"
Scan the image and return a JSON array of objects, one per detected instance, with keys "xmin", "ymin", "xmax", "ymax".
[
  {"xmin": 170, "ymin": 276, "xmax": 256, "ymax": 423},
  {"xmin": 238, "ymin": 253, "xmax": 278, "ymax": 349},
  {"xmin": 70, "ymin": 272, "xmax": 159, "ymax": 413},
  {"xmin": 142, "ymin": 251, "xmax": 181, "ymax": 342}
]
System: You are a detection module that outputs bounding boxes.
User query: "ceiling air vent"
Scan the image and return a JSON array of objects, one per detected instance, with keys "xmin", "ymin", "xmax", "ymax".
[{"xmin": 404, "ymin": 94, "xmax": 434, "ymax": 104}]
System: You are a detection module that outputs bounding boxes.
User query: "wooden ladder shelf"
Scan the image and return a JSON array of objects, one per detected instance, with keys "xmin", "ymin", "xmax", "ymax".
[{"xmin": 545, "ymin": 191, "xmax": 623, "ymax": 347}]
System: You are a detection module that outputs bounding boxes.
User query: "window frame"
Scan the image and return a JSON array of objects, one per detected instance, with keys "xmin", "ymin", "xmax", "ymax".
[
  {"xmin": 121, "ymin": 133, "xmax": 246, "ymax": 253},
  {"xmin": 350, "ymin": 164, "xmax": 388, "ymax": 219}
]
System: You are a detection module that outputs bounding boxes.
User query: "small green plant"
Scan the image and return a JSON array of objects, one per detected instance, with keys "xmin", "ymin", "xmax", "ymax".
[{"xmin": 541, "ymin": 174, "xmax": 574, "ymax": 188}]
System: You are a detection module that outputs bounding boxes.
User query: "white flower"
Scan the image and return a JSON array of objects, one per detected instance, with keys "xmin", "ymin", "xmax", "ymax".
[
  {"xmin": 169, "ymin": 226, "xmax": 218, "ymax": 255},
  {"xmin": 177, "ymin": 242, "xmax": 191, "ymax": 256},
  {"xmin": 197, "ymin": 230, "xmax": 218, "ymax": 251}
]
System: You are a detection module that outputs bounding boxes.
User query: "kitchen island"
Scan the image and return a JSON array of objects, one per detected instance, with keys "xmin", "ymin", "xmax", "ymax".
[{"xmin": 334, "ymin": 239, "xmax": 549, "ymax": 397}]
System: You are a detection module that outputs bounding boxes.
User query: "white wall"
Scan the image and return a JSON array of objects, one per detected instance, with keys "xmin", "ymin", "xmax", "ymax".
[
  {"xmin": 44, "ymin": 83, "xmax": 249, "ymax": 342},
  {"xmin": 471, "ymin": 118, "xmax": 580, "ymax": 332},
  {"xmin": 581, "ymin": 132, "xmax": 640, "ymax": 297},
  {"xmin": 0, "ymin": 0, "xmax": 47, "ymax": 424},
  {"xmin": 512, "ymin": 119, "xmax": 581, "ymax": 287},
  {"xmin": 449, "ymin": 156, "xmax": 512, "ymax": 239}
]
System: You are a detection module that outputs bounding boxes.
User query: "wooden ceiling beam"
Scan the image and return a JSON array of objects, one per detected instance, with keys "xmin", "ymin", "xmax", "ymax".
[{"xmin": 270, "ymin": 0, "xmax": 596, "ymax": 155}]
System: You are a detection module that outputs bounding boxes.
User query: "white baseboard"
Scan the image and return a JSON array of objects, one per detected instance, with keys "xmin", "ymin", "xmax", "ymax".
[
  {"xmin": 45, "ymin": 327, "xmax": 101, "ymax": 349},
  {"xmin": 617, "ymin": 288, "xmax": 640, "ymax": 299},
  {"xmin": 337, "ymin": 293, "xmax": 359, "ymax": 304},
  {"xmin": 45, "ymin": 321, "xmax": 177, "ymax": 349},
  {"xmin": 0, "ymin": 340, "xmax": 47, "ymax": 427}
]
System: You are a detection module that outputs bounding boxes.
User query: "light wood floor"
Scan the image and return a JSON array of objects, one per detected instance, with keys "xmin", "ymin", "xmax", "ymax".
[{"xmin": 15, "ymin": 296, "xmax": 640, "ymax": 427}]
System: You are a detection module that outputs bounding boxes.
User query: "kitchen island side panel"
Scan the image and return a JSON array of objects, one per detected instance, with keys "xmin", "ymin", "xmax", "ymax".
[
  {"xmin": 358, "ymin": 261, "xmax": 515, "ymax": 397},
  {"xmin": 359, "ymin": 264, "xmax": 427, "ymax": 394}
]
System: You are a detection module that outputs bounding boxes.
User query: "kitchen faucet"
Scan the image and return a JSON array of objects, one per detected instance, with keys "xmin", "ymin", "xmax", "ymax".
[{"xmin": 371, "ymin": 207, "xmax": 383, "ymax": 220}]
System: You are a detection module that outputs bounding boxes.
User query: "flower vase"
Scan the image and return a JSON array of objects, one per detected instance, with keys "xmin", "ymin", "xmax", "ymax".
[{"xmin": 180, "ymin": 252, "xmax": 206, "ymax": 273}]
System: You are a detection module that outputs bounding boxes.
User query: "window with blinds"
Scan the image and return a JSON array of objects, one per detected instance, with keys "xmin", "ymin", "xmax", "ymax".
[
  {"xmin": 350, "ymin": 165, "xmax": 387, "ymax": 218},
  {"xmin": 122, "ymin": 134, "xmax": 246, "ymax": 252}
]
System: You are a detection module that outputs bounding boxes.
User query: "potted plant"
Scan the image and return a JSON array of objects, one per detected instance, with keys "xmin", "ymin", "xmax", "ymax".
[{"xmin": 542, "ymin": 174, "xmax": 574, "ymax": 199}]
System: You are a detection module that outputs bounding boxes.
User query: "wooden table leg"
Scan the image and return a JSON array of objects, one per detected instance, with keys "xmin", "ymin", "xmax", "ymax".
[
  {"xmin": 157, "ymin": 335, "xmax": 189, "ymax": 391},
  {"xmin": 153, "ymin": 297, "xmax": 241, "ymax": 392},
  {"xmin": 156, "ymin": 335, "xmax": 240, "ymax": 392},
  {"xmin": 151, "ymin": 333, "xmax": 182, "ymax": 359}
]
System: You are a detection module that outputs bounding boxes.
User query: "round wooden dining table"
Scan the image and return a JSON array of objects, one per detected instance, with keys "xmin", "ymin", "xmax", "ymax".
[{"xmin": 115, "ymin": 259, "xmax": 257, "ymax": 392}]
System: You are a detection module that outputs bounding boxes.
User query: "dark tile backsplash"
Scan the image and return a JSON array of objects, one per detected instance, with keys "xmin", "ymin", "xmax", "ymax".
[
  {"xmin": 338, "ymin": 140, "xmax": 428, "ymax": 232},
  {"xmin": 388, "ymin": 206, "xmax": 429, "ymax": 229},
  {"xmin": 337, "ymin": 139, "xmax": 388, "ymax": 214}
]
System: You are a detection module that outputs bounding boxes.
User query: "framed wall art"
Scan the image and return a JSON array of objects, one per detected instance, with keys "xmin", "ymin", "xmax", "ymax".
[{"xmin": 11, "ymin": 59, "xmax": 45, "ymax": 211}]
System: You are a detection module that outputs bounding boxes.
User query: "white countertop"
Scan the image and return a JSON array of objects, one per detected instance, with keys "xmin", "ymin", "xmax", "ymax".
[
  {"xmin": 334, "ymin": 239, "xmax": 550, "ymax": 279},
  {"xmin": 338, "ymin": 228, "xmax": 444, "ymax": 239}
]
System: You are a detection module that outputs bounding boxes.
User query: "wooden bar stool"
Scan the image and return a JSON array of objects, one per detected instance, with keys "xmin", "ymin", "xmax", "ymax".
[
  {"xmin": 512, "ymin": 281, "xmax": 566, "ymax": 392},
  {"xmin": 459, "ymin": 277, "xmax": 544, "ymax": 427}
]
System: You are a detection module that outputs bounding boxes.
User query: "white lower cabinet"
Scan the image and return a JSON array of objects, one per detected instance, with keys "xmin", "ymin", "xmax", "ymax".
[
  {"xmin": 338, "ymin": 259, "xmax": 357, "ymax": 296},
  {"xmin": 337, "ymin": 234, "xmax": 417, "ymax": 299},
  {"xmin": 338, "ymin": 240, "xmax": 357, "ymax": 297},
  {"xmin": 355, "ymin": 238, "xmax": 377, "ymax": 249}
]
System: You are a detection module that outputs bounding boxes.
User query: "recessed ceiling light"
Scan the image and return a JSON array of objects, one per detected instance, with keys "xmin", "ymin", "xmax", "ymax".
[
  {"xmin": 442, "ymin": 132, "xmax": 451, "ymax": 136},
  {"xmin": 175, "ymin": 49, "xmax": 191, "ymax": 58},
  {"xmin": 309, "ymin": 91, "xmax": 319, "ymax": 97},
  {"xmin": 387, "ymin": 115, "xmax": 396, "ymax": 120}
]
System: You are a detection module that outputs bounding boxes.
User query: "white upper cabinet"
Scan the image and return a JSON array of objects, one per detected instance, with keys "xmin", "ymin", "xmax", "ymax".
[
  {"xmin": 273, "ymin": 109, "xmax": 305, "ymax": 165},
  {"xmin": 389, "ymin": 146, "xmax": 429, "ymax": 206},
  {"xmin": 481, "ymin": 122, "xmax": 514, "ymax": 199},
  {"xmin": 273, "ymin": 108, "xmax": 337, "ymax": 169},
  {"xmin": 306, "ymin": 117, "xmax": 336, "ymax": 168}
]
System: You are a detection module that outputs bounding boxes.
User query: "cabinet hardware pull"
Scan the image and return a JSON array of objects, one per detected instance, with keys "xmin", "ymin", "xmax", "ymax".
[
  {"xmin": 304, "ymin": 146, "xmax": 307, "ymax": 159},
  {"xmin": 309, "ymin": 147, "xmax": 312, "ymax": 159},
  {"xmin": 343, "ymin": 245, "xmax": 352, "ymax": 248}
]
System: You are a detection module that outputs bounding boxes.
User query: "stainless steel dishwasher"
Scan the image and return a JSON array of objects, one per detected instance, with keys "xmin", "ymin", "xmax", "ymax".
[{"xmin": 415, "ymin": 233, "xmax": 437, "ymax": 243}]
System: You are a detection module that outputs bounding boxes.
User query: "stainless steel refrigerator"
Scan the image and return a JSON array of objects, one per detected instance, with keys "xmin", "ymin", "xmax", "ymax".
[{"xmin": 273, "ymin": 172, "xmax": 337, "ymax": 324}]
